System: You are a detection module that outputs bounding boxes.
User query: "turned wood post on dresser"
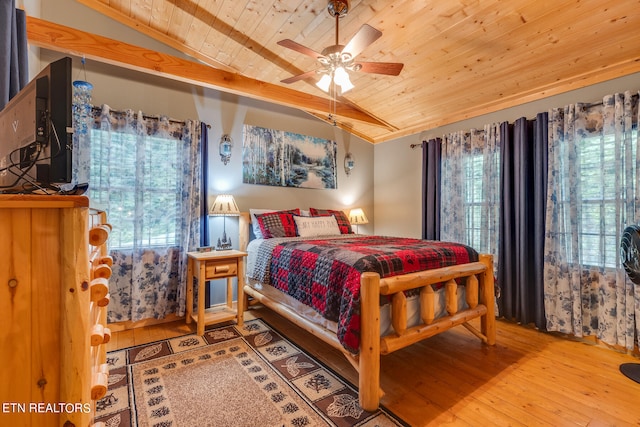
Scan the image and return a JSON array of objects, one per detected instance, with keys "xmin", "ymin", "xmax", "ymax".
[{"xmin": 0, "ymin": 195, "xmax": 111, "ymax": 427}]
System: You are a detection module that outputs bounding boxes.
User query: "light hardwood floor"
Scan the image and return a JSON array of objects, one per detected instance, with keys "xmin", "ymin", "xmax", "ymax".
[{"xmin": 107, "ymin": 307, "xmax": 640, "ymax": 427}]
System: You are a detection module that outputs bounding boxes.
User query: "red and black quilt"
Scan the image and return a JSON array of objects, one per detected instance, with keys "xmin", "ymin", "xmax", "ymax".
[{"xmin": 252, "ymin": 235, "xmax": 478, "ymax": 354}]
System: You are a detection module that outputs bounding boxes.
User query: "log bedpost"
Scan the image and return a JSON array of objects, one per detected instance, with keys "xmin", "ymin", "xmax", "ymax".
[
  {"xmin": 479, "ymin": 254, "xmax": 496, "ymax": 345},
  {"xmin": 239, "ymin": 212, "xmax": 250, "ymax": 311},
  {"xmin": 239, "ymin": 212, "xmax": 250, "ymax": 252},
  {"xmin": 360, "ymin": 272, "xmax": 381, "ymax": 411}
]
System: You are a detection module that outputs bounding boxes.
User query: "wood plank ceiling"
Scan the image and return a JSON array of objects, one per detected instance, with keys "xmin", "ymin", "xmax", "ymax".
[{"xmin": 63, "ymin": 0, "xmax": 640, "ymax": 142}]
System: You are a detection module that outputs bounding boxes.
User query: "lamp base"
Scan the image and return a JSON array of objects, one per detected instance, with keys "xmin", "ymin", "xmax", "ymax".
[{"xmin": 216, "ymin": 232, "xmax": 233, "ymax": 251}]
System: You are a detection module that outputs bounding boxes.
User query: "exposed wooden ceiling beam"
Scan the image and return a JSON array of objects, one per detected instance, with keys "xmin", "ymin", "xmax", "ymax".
[
  {"xmin": 76, "ymin": 0, "xmax": 239, "ymax": 74},
  {"xmin": 26, "ymin": 16, "xmax": 393, "ymax": 134}
]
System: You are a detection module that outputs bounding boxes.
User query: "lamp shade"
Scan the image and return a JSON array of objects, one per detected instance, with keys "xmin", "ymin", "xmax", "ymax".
[
  {"xmin": 209, "ymin": 194, "xmax": 240, "ymax": 216},
  {"xmin": 316, "ymin": 74, "xmax": 332, "ymax": 92},
  {"xmin": 349, "ymin": 208, "xmax": 369, "ymax": 225},
  {"xmin": 334, "ymin": 67, "xmax": 354, "ymax": 93}
]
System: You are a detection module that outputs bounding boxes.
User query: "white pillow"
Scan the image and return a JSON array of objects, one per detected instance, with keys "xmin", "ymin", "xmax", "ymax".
[{"xmin": 293, "ymin": 215, "xmax": 341, "ymax": 237}]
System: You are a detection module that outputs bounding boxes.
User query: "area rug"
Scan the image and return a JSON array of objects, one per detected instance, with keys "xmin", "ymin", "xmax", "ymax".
[{"xmin": 95, "ymin": 319, "xmax": 406, "ymax": 427}]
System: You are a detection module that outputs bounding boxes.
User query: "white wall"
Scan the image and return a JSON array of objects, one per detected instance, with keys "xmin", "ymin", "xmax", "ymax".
[{"xmin": 374, "ymin": 72, "xmax": 640, "ymax": 238}]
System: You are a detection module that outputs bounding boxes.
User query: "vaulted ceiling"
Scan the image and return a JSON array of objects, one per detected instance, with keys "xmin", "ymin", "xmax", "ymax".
[{"xmin": 31, "ymin": 0, "xmax": 640, "ymax": 143}]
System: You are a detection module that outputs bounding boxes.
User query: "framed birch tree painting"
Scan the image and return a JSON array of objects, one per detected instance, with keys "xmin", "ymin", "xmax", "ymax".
[{"xmin": 242, "ymin": 125, "xmax": 337, "ymax": 189}]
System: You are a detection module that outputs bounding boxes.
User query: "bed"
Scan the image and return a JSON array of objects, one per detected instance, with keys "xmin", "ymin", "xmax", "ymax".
[{"xmin": 238, "ymin": 211, "xmax": 496, "ymax": 411}]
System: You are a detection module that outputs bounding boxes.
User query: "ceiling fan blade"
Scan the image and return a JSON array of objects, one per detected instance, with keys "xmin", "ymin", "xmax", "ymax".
[
  {"xmin": 281, "ymin": 70, "xmax": 319, "ymax": 84},
  {"xmin": 354, "ymin": 61, "xmax": 404, "ymax": 76},
  {"xmin": 342, "ymin": 24, "xmax": 382, "ymax": 59},
  {"xmin": 277, "ymin": 39, "xmax": 324, "ymax": 60}
]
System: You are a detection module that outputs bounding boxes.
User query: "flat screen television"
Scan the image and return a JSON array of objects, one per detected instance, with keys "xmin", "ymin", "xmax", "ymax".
[{"xmin": 0, "ymin": 56, "xmax": 73, "ymax": 193}]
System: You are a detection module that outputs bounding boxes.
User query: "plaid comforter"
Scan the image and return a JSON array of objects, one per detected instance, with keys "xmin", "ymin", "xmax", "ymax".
[{"xmin": 250, "ymin": 235, "xmax": 478, "ymax": 353}]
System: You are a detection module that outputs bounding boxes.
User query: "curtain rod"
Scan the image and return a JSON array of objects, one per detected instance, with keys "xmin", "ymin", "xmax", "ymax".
[
  {"xmin": 581, "ymin": 92, "xmax": 638, "ymax": 109},
  {"xmin": 90, "ymin": 105, "xmax": 205, "ymax": 127},
  {"xmin": 407, "ymin": 92, "xmax": 639, "ymax": 148}
]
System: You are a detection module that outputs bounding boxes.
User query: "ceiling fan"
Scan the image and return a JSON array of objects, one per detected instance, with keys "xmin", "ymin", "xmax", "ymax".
[{"xmin": 277, "ymin": 0, "xmax": 404, "ymax": 94}]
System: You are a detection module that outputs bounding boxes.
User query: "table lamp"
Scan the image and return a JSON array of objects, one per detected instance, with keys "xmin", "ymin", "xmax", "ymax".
[
  {"xmin": 209, "ymin": 194, "xmax": 240, "ymax": 250},
  {"xmin": 348, "ymin": 208, "xmax": 369, "ymax": 234}
]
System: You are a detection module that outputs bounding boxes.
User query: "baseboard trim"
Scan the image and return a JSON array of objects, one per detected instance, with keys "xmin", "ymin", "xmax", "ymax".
[{"xmin": 108, "ymin": 313, "xmax": 185, "ymax": 332}]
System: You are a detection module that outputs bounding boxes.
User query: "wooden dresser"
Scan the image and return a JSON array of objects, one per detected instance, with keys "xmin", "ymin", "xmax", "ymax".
[{"xmin": 0, "ymin": 195, "xmax": 111, "ymax": 426}]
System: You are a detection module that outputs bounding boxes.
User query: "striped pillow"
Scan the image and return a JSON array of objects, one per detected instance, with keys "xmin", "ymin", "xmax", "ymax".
[{"xmin": 255, "ymin": 209, "xmax": 300, "ymax": 238}]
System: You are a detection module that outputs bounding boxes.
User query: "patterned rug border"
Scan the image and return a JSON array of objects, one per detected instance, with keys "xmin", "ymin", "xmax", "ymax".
[
  {"xmin": 252, "ymin": 318, "xmax": 409, "ymax": 427},
  {"xmin": 96, "ymin": 319, "xmax": 409, "ymax": 427}
]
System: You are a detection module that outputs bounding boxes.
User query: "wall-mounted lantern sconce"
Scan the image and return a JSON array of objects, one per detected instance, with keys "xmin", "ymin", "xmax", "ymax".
[
  {"xmin": 344, "ymin": 152, "xmax": 355, "ymax": 176},
  {"xmin": 219, "ymin": 134, "xmax": 233, "ymax": 165}
]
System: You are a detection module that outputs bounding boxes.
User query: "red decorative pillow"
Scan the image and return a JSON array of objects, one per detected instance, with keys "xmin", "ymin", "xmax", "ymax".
[
  {"xmin": 309, "ymin": 208, "xmax": 353, "ymax": 234},
  {"xmin": 255, "ymin": 209, "xmax": 300, "ymax": 238}
]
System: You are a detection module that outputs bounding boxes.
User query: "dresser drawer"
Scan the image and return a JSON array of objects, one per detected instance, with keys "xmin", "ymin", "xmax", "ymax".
[{"xmin": 205, "ymin": 259, "xmax": 238, "ymax": 278}]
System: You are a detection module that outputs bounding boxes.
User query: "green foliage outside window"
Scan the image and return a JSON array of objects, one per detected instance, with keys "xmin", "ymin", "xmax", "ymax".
[{"xmin": 88, "ymin": 130, "xmax": 181, "ymax": 250}]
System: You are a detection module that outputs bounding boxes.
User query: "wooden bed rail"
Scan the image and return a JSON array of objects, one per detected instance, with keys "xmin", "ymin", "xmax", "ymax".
[
  {"xmin": 378, "ymin": 261, "xmax": 487, "ymax": 295},
  {"xmin": 373, "ymin": 256, "xmax": 495, "ymax": 352},
  {"xmin": 243, "ymin": 284, "xmax": 344, "ymax": 351}
]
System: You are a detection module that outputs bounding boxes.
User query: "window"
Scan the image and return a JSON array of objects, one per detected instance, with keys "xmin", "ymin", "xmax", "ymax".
[
  {"xmin": 439, "ymin": 127, "xmax": 500, "ymax": 259},
  {"xmin": 550, "ymin": 130, "xmax": 637, "ymax": 269},
  {"xmin": 88, "ymin": 129, "xmax": 182, "ymax": 250},
  {"xmin": 574, "ymin": 132, "xmax": 636, "ymax": 268},
  {"xmin": 462, "ymin": 152, "xmax": 500, "ymax": 255}
]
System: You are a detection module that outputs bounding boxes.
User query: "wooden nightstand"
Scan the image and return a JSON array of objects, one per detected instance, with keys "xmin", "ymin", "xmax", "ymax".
[{"xmin": 185, "ymin": 249, "xmax": 247, "ymax": 335}]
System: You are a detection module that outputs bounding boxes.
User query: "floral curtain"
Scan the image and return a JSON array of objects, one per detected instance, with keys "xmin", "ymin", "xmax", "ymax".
[
  {"xmin": 87, "ymin": 105, "xmax": 202, "ymax": 322},
  {"xmin": 440, "ymin": 124, "xmax": 501, "ymax": 265},
  {"xmin": 544, "ymin": 91, "xmax": 640, "ymax": 350}
]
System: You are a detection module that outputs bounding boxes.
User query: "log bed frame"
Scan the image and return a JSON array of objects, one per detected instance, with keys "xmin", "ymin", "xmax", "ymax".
[{"xmin": 238, "ymin": 212, "xmax": 496, "ymax": 411}]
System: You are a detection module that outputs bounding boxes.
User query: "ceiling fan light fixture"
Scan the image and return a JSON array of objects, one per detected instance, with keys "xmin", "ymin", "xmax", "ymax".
[
  {"xmin": 334, "ymin": 68, "xmax": 354, "ymax": 93},
  {"xmin": 318, "ymin": 56, "xmax": 330, "ymax": 66},
  {"xmin": 333, "ymin": 66, "xmax": 349, "ymax": 85},
  {"xmin": 340, "ymin": 81, "xmax": 354, "ymax": 94},
  {"xmin": 316, "ymin": 74, "xmax": 332, "ymax": 92}
]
